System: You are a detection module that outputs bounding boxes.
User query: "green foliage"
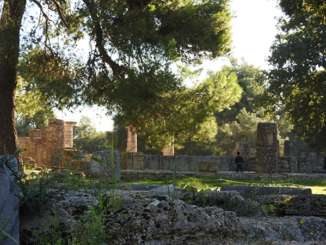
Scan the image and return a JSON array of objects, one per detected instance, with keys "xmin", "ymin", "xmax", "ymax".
[
  {"xmin": 21, "ymin": 169, "xmax": 124, "ymax": 244},
  {"xmin": 131, "ymin": 67, "xmax": 242, "ymax": 153},
  {"xmin": 18, "ymin": 48, "xmax": 83, "ymax": 109},
  {"xmin": 176, "ymin": 177, "xmax": 210, "ymax": 191},
  {"xmin": 183, "ymin": 116, "xmax": 218, "ymax": 154},
  {"xmin": 72, "ymin": 203, "xmax": 107, "ymax": 245},
  {"xmin": 215, "ymin": 63, "xmax": 293, "ymax": 155},
  {"xmin": 216, "ymin": 108, "xmax": 264, "ymax": 155},
  {"xmin": 18, "ymin": 0, "xmax": 232, "ymax": 120},
  {"xmin": 15, "ymin": 77, "xmax": 54, "ymax": 136},
  {"xmin": 261, "ymin": 204, "xmax": 278, "ymax": 216},
  {"xmin": 216, "ymin": 63, "xmax": 266, "ymax": 123},
  {"xmin": 74, "ymin": 116, "xmax": 115, "ymax": 153},
  {"xmin": 268, "ymin": 0, "xmax": 326, "ymax": 150}
]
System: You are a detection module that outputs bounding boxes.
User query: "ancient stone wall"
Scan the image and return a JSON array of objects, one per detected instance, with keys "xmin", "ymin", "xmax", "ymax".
[
  {"xmin": 282, "ymin": 140, "xmax": 325, "ymax": 173},
  {"xmin": 18, "ymin": 119, "xmax": 76, "ymax": 167},
  {"xmin": 118, "ymin": 122, "xmax": 325, "ymax": 174},
  {"xmin": 234, "ymin": 142, "xmax": 256, "ymax": 161},
  {"xmin": 122, "ymin": 153, "xmax": 234, "ymax": 173}
]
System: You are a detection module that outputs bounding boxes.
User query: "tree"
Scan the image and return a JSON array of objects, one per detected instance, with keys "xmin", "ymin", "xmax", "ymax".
[
  {"xmin": 0, "ymin": 0, "xmax": 232, "ymax": 155},
  {"xmin": 214, "ymin": 63, "xmax": 293, "ymax": 155},
  {"xmin": 132, "ymin": 67, "xmax": 242, "ymax": 152},
  {"xmin": 0, "ymin": 0, "xmax": 26, "ymax": 154},
  {"xmin": 268, "ymin": 0, "xmax": 326, "ymax": 150},
  {"xmin": 74, "ymin": 116, "xmax": 114, "ymax": 153},
  {"xmin": 179, "ymin": 116, "xmax": 218, "ymax": 155},
  {"xmin": 216, "ymin": 109, "xmax": 263, "ymax": 155},
  {"xmin": 15, "ymin": 77, "xmax": 54, "ymax": 136},
  {"xmin": 216, "ymin": 63, "xmax": 266, "ymax": 123}
]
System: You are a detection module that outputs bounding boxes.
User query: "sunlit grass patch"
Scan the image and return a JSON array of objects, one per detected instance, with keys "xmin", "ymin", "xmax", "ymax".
[{"xmin": 128, "ymin": 176, "xmax": 326, "ymax": 195}]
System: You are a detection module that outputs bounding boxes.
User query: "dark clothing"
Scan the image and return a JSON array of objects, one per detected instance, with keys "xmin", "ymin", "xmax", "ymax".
[{"xmin": 235, "ymin": 155, "xmax": 244, "ymax": 172}]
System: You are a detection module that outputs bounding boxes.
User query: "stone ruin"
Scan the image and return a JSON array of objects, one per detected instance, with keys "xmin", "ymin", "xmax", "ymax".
[
  {"xmin": 18, "ymin": 119, "xmax": 76, "ymax": 167},
  {"xmin": 126, "ymin": 125, "xmax": 138, "ymax": 153},
  {"xmin": 256, "ymin": 122, "xmax": 279, "ymax": 173},
  {"xmin": 282, "ymin": 139, "xmax": 325, "ymax": 173},
  {"xmin": 117, "ymin": 125, "xmax": 175, "ymax": 156},
  {"xmin": 18, "ymin": 119, "xmax": 325, "ymax": 174},
  {"xmin": 120, "ymin": 122, "xmax": 325, "ymax": 175}
]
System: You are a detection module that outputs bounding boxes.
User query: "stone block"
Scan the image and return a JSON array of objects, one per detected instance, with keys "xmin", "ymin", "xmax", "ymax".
[
  {"xmin": 256, "ymin": 122, "xmax": 279, "ymax": 173},
  {"xmin": 220, "ymin": 186, "xmax": 312, "ymax": 197},
  {"xmin": 283, "ymin": 195, "xmax": 326, "ymax": 217}
]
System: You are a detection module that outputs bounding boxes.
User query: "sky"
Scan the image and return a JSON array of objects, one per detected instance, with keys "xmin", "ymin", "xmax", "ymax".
[{"xmin": 55, "ymin": 0, "xmax": 283, "ymax": 132}]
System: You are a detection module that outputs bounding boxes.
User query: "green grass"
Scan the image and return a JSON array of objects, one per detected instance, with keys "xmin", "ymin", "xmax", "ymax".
[
  {"xmin": 23, "ymin": 166, "xmax": 326, "ymax": 195},
  {"xmin": 126, "ymin": 176, "xmax": 326, "ymax": 194}
]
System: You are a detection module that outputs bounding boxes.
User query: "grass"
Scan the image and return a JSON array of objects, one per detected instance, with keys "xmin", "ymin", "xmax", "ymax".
[
  {"xmin": 126, "ymin": 176, "xmax": 326, "ymax": 194},
  {"xmin": 23, "ymin": 165, "xmax": 326, "ymax": 195}
]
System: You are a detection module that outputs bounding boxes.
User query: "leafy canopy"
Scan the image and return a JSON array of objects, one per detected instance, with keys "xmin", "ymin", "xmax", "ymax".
[
  {"xmin": 268, "ymin": 0, "xmax": 326, "ymax": 150},
  {"xmin": 19, "ymin": 0, "xmax": 232, "ymax": 119},
  {"xmin": 215, "ymin": 63, "xmax": 293, "ymax": 155},
  {"xmin": 15, "ymin": 77, "xmax": 54, "ymax": 136},
  {"xmin": 133, "ymin": 67, "xmax": 242, "ymax": 152}
]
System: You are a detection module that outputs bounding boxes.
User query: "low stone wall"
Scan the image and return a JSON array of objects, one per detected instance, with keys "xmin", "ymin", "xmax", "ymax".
[
  {"xmin": 278, "ymin": 154, "xmax": 325, "ymax": 173},
  {"xmin": 121, "ymin": 152, "xmax": 325, "ymax": 175},
  {"xmin": 121, "ymin": 153, "xmax": 234, "ymax": 173}
]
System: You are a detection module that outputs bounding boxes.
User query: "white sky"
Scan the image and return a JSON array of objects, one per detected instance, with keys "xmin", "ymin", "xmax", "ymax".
[{"xmin": 55, "ymin": 0, "xmax": 283, "ymax": 132}]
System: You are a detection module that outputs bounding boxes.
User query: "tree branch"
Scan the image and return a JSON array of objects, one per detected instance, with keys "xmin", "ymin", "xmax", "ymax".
[
  {"xmin": 52, "ymin": 0, "xmax": 69, "ymax": 29},
  {"xmin": 82, "ymin": 0, "xmax": 124, "ymax": 76},
  {"xmin": 30, "ymin": 0, "xmax": 53, "ymax": 52}
]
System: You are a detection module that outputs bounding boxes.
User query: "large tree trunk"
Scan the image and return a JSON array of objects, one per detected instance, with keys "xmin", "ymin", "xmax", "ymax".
[{"xmin": 0, "ymin": 0, "xmax": 26, "ymax": 155}]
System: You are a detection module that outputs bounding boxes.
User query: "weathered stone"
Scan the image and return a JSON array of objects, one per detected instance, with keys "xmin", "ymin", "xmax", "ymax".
[
  {"xmin": 282, "ymin": 195, "xmax": 326, "ymax": 217},
  {"xmin": 21, "ymin": 186, "xmax": 326, "ymax": 244},
  {"xmin": 0, "ymin": 156, "xmax": 21, "ymax": 245},
  {"xmin": 18, "ymin": 119, "xmax": 76, "ymax": 167},
  {"xmin": 240, "ymin": 216, "xmax": 326, "ymax": 244},
  {"xmin": 122, "ymin": 154, "xmax": 233, "ymax": 173},
  {"xmin": 256, "ymin": 122, "xmax": 279, "ymax": 173},
  {"xmin": 126, "ymin": 125, "xmax": 138, "ymax": 153},
  {"xmin": 220, "ymin": 186, "xmax": 312, "ymax": 197},
  {"xmin": 85, "ymin": 160, "xmax": 111, "ymax": 177},
  {"xmin": 161, "ymin": 144, "xmax": 175, "ymax": 156},
  {"xmin": 106, "ymin": 197, "xmax": 241, "ymax": 244},
  {"xmin": 21, "ymin": 189, "xmax": 98, "ymax": 244},
  {"xmin": 181, "ymin": 190, "xmax": 261, "ymax": 216},
  {"xmin": 92, "ymin": 150, "xmax": 121, "ymax": 180}
]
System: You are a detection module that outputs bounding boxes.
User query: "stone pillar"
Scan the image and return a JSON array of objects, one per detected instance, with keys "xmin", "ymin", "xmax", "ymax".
[
  {"xmin": 162, "ymin": 144, "xmax": 175, "ymax": 156},
  {"xmin": 63, "ymin": 121, "xmax": 76, "ymax": 148},
  {"xmin": 126, "ymin": 125, "xmax": 137, "ymax": 153},
  {"xmin": 256, "ymin": 122, "xmax": 279, "ymax": 173}
]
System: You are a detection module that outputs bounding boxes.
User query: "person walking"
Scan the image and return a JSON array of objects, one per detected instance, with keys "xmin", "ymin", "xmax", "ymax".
[{"xmin": 235, "ymin": 151, "xmax": 244, "ymax": 172}]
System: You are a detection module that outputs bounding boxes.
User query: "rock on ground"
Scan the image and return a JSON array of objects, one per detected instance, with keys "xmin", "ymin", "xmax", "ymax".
[
  {"xmin": 240, "ymin": 216, "xmax": 326, "ymax": 244},
  {"xmin": 106, "ymin": 194, "xmax": 241, "ymax": 244},
  {"xmin": 20, "ymin": 187, "xmax": 326, "ymax": 245}
]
